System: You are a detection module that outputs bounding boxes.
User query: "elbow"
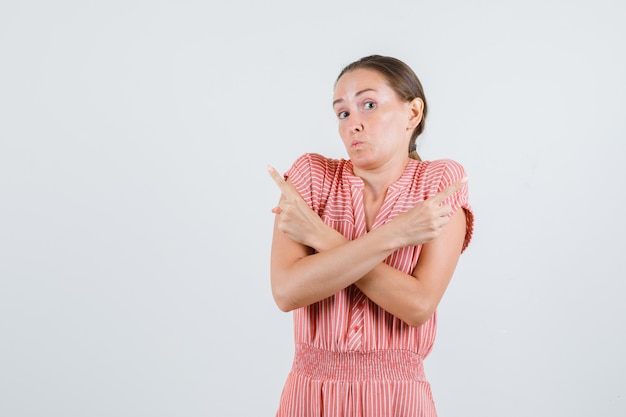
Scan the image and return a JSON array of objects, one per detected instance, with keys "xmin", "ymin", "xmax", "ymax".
[
  {"xmin": 270, "ymin": 272, "xmax": 294, "ymax": 312},
  {"xmin": 404, "ymin": 315, "xmax": 431, "ymax": 328},
  {"xmin": 272, "ymin": 286, "xmax": 298, "ymax": 313},
  {"xmin": 402, "ymin": 303, "xmax": 436, "ymax": 327},
  {"xmin": 274, "ymin": 298, "xmax": 296, "ymax": 313}
]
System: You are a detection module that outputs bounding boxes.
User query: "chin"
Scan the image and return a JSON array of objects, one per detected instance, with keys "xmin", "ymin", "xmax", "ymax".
[{"xmin": 350, "ymin": 154, "xmax": 377, "ymax": 169}]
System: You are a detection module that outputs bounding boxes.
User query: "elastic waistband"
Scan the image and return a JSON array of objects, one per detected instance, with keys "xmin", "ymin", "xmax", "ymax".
[{"xmin": 291, "ymin": 344, "xmax": 426, "ymax": 381}]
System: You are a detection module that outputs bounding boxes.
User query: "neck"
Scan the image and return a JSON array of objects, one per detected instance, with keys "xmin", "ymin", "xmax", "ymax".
[{"xmin": 354, "ymin": 155, "xmax": 409, "ymax": 199}]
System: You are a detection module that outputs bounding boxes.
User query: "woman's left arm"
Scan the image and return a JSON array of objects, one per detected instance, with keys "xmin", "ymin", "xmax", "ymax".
[
  {"xmin": 288, "ymin": 204, "xmax": 467, "ymax": 327},
  {"xmin": 354, "ymin": 209, "xmax": 466, "ymax": 326},
  {"xmin": 268, "ymin": 164, "xmax": 468, "ymax": 326}
]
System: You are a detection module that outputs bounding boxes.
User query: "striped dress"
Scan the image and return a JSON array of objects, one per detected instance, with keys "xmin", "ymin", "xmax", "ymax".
[{"xmin": 276, "ymin": 153, "xmax": 474, "ymax": 417}]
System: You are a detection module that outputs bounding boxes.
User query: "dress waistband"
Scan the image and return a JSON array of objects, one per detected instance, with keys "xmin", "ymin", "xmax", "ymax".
[{"xmin": 291, "ymin": 344, "xmax": 426, "ymax": 381}]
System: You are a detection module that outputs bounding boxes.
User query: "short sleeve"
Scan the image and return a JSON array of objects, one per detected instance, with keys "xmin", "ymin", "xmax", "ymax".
[
  {"xmin": 431, "ymin": 159, "xmax": 474, "ymax": 253},
  {"xmin": 283, "ymin": 153, "xmax": 345, "ymax": 218},
  {"xmin": 283, "ymin": 153, "xmax": 317, "ymax": 212}
]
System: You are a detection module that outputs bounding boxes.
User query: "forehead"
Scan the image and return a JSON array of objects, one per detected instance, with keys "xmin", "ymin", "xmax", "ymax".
[{"xmin": 333, "ymin": 68, "xmax": 391, "ymax": 100}]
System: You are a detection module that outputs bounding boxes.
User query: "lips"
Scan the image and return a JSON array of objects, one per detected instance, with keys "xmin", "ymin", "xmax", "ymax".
[{"xmin": 351, "ymin": 140, "xmax": 363, "ymax": 148}]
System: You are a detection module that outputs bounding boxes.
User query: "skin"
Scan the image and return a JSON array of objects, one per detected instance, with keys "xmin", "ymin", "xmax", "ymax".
[{"xmin": 268, "ymin": 68, "xmax": 467, "ymax": 327}]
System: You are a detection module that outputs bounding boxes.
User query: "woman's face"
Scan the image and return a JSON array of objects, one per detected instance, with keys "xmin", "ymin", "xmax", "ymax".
[{"xmin": 333, "ymin": 68, "xmax": 420, "ymax": 170}]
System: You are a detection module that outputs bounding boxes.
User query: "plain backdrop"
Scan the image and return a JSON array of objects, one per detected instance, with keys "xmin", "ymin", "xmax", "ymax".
[{"xmin": 1, "ymin": 1, "xmax": 625, "ymax": 416}]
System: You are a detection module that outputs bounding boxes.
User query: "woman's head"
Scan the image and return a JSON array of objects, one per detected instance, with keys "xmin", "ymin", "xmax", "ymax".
[{"xmin": 336, "ymin": 55, "xmax": 428, "ymax": 161}]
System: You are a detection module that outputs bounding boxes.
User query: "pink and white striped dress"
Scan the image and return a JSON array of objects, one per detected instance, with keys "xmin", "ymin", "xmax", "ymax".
[{"xmin": 276, "ymin": 153, "xmax": 474, "ymax": 417}]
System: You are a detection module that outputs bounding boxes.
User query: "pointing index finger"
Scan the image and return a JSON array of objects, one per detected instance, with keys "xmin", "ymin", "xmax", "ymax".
[{"xmin": 267, "ymin": 165, "xmax": 288, "ymax": 192}]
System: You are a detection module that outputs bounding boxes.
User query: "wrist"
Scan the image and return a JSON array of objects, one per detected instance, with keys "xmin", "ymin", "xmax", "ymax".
[
  {"xmin": 374, "ymin": 222, "xmax": 405, "ymax": 252},
  {"xmin": 313, "ymin": 224, "xmax": 347, "ymax": 252}
]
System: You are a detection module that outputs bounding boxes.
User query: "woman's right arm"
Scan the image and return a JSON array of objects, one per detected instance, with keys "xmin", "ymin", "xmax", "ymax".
[
  {"xmin": 268, "ymin": 168, "xmax": 462, "ymax": 312},
  {"xmin": 270, "ymin": 193, "xmax": 399, "ymax": 311}
]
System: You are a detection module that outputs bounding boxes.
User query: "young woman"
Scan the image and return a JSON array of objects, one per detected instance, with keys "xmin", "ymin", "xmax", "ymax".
[{"xmin": 268, "ymin": 55, "xmax": 474, "ymax": 417}]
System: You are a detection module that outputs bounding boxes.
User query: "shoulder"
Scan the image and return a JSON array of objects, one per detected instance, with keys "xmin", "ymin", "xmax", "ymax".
[
  {"xmin": 285, "ymin": 153, "xmax": 351, "ymax": 211},
  {"xmin": 286, "ymin": 153, "xmax": 348, "ymax": 181},
  {"xmin": 423, "ymin": 159, "xmax": 467, "ymax": 184},
  {"xmin": 403, "ymin": 159, "xmax": 467, "ymax": 196},
  {"xmin": 293, "ymin": 152, "xmax": 346, "ymax": 169}
]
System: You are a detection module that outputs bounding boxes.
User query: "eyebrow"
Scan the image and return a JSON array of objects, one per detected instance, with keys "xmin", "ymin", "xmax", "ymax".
[{"xmin": 332, "ymin": 88, "xmax": 377, "ymax": 107}]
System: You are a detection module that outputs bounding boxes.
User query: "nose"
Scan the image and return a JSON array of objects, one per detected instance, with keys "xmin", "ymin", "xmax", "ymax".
[{"xmin": 349, "ymin": 115, "xmax": 363, "ymax": 133}]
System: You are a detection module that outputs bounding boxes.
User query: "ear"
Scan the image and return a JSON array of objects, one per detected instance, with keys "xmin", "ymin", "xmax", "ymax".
[{"xmin": 407, "ymin": 97, "xmax": 424, "ymax": 130}]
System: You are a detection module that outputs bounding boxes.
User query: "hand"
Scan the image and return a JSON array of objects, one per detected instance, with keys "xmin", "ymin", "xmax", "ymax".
[
  {"xmin": 389, "ymin": 177, "xmax": 467, "ymax": 247},
  {"xmin": 267, "ymin": 165, "xmax": 330, "ymax": 248}
]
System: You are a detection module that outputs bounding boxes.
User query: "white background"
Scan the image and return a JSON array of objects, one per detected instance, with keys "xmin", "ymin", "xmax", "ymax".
[{"xmin": 1, "ymin": 1, "xmax": 625, "ymax": 416}]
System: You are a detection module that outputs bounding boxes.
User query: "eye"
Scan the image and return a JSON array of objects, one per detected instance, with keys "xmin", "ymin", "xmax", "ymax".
[
  {"xmin": 363, "ymin": 101, "xmax": 376, "ymax": 110},
  {"xmin": 338, "ymin": 111, "xmax": 349, "ymax": 119}
]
